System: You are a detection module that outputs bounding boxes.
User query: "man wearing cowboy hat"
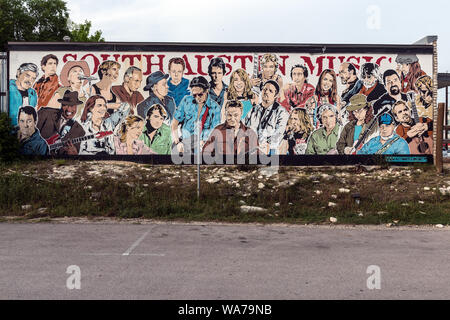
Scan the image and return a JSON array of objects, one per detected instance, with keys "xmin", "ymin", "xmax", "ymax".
[
  {"xmin": 137, "ymin": 71, "xmax": 176, "ymax": 122},
  {"xmin": 37, "ymin": 90, "xmax": 86, "ymax": 155},
  {"xmin": 46, "ymin": 60, "xmax": 90, "ymax": 118},
  {"xmin": 336, "ymin": 94, "xmax": 377, "ymax": 155}
]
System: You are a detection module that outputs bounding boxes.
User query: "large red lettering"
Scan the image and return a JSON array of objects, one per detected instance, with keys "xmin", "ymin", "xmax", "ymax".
[
  {"xmin": 62, "ymin": 54, "xmax": 77, "ymax": 63},
  {"xmin": 122, "ymin": 55, "xmax": 142, "ymax": 66},
  {"xmin": 217, "ymin": 55, "xmax": 232, "ymax": 75},
  {"xmin": 234, "ymin": 55, "xmax": 252, "ymax": 71},
  {"xmin": 346, "ymin": 56, "xmax": 361, "ymax": 70},
  {"xmin": 195, "ymin": 55, "xmax": 211, "ymax": 76},
  {"xmin": 376, "ymin": 56, "xmax": 388, "ymax": 66},
  {"xmin": 326, "ymin": 56, "xmax": 336, "ymax": 71},
  {"xmin": 143, "ymin": 55, "xmax": 165, "ymax": 75},
  {"xmin": 278, "ymin": 55, "xmax": 289, "ymax": 76},
  {"xmin": 300, "ymin": 56, "xmax": 325, "ymax": 77},
  {"xmin": 183, "ymin": 55, "xmax": 196, "ymax": 76},
  {"xmin": 362, "ymin": 56, "xmax": 374, "ymax": 63},
  {"xmin": 80, "ymin": 54, "xmax": 100, "ymax": 75}
]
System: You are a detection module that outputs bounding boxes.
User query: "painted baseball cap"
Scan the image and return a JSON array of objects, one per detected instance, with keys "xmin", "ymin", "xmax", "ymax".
[{"xmin": 378, "ymin": 113, "xmax": 394, "ymax": 125}]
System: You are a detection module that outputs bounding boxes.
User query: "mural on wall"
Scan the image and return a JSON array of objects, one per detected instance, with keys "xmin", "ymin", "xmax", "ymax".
[{"xmin": 9, "ymin": 50, "xmax": 434, "ymax": 157}]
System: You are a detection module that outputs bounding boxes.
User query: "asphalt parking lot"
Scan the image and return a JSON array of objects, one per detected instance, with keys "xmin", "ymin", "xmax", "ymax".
[{"xmin": 0, "ymin": 222, "xmax": 449, "ymax": 300}]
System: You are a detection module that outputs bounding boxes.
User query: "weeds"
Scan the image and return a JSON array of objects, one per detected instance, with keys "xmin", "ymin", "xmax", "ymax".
[{"xmin": 0, "ymin": 160, "xmax": 448, "ymax": 225}]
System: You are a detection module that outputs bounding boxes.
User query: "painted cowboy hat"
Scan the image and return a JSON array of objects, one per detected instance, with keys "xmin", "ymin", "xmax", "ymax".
[
  {"xmin": 59, "ymin": 60, "xmax": 91, "ymax": 87},
  {"xmin": 346, "ymin": 94, "xmax": 368, "ymax": 112},
  {"xmin": 143, "ymin": 71, "xmax": 169, "ymax": 91},
  {"xmin": 57, "ymin": 90, "xmax": 83, "ymax": 105}
]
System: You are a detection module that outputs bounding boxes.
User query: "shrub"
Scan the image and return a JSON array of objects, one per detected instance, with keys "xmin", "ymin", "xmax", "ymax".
[{"xmin": 0, "ymin": 112, "xmax": 20, "ymax": 162}]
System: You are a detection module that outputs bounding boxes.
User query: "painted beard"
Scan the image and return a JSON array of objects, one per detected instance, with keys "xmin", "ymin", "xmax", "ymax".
[
  {"xmin": 389, "ymin": 85, "xmax": 400, "ymax": 96},
  {"xmin": 363, "ymin": 80, "xmax": 375, "ymax": 88}
]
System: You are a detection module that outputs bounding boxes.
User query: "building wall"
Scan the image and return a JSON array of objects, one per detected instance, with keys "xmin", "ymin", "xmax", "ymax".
[{"xmin": 8, "ymin": 47, "xmax": 434, "ymax": 159}]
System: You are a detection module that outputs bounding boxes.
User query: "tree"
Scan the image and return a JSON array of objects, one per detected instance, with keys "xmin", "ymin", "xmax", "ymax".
[
  {"xmin": 0, "ymin": 0, "xmax": 104, "ymax": 50},
  {"xmin": 68, "ymin": 20, "xmax": 105, "ymax": 42}
]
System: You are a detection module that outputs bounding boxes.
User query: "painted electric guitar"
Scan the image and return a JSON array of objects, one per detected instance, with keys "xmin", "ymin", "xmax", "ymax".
[
  {"xmin": 407, "ymin": 92, "xmax": 433, "ymax": 154},
  {"xmin": 251, "ymin": 53, "xmax": 261, "ymax": 97},
  {"xmin": 46, "ymin": 131, "xmax": 113, "ymax": 152}
]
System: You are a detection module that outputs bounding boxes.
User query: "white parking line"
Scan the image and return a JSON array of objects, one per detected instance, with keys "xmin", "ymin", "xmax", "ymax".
[
  {"xmin": 81, "ymin": 253, "xmax": 165, "ymax": 257},
  {"xmin": 122, "ymin": 230, "xmax": 150, "ymax": 256}
]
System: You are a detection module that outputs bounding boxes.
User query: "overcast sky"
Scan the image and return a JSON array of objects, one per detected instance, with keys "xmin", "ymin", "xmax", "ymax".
[{"xmin": 66, "ymin": 0, "xmax": 449, "ymax": 99}]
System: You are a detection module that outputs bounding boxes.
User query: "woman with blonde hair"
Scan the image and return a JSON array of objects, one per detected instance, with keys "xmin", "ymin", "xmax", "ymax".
[
  {"xmin": 278, "ymin": 108, "xmax": 314, "ymax": 155},
  {"xmin": 114, "ymin": 115, "xmax": 155, "ymax": 155},
  {"xmin": 222, "ymin": 68, "xmax": 257, "ymax": 121}
]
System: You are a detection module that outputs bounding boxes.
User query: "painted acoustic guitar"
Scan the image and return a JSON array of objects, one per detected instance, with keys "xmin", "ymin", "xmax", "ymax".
[
  {"xmin": 351, "ymin": 106, "xmax": 389, "ymax": 154},
  {"xmin": 407, "ymin": 92, "xmax": 433, "ymax": 155},
  {"xmin": 46, "ymin": 131, "xmax": 113, "ymax": 152}
]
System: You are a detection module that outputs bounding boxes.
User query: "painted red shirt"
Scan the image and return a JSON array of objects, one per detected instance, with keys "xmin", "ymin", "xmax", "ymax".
[
  {"xmin": 33, "ymin": 74, "xmax": 61, "ymax": 109},
  {"xmin": 281, "ymin": 82, "xmax": 315, "ymax": 112}
]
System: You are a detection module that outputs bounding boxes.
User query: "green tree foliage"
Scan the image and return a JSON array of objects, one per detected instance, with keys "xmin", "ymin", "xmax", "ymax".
[
  {"xmin": 68, "ymin": 20, "xmax": 105, "ymax": 42},
  {"xmin": 0, "ymin": 0, "xmax": 105, "ymax": 50}
]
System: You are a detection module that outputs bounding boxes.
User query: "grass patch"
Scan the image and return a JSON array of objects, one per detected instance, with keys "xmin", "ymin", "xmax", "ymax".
[{"xmin": 0, "ymin": 160, "xmax": 448, "ymax": 225}]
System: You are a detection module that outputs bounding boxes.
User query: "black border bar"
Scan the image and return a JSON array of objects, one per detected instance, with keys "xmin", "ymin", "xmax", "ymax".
[{"xmin": 26, "ymin": 154, "xmax": 433, "ymax": 166}]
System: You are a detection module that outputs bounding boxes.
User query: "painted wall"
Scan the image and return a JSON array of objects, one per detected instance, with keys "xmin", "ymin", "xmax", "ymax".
[{"xmin": 8, "ymin": 49, "xmax": 434, "ymax": 159}]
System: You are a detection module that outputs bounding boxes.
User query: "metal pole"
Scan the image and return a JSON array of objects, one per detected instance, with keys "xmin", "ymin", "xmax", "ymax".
[
  {"xmin": 446, "ymin": 86, "xmax": 448, "ymax": 144},
  {"xmin": 197, "ymin": 119, "xmax": 201, "ymax": 199},
  {"xmin": 436, "ymin": 103, "xmax": 444, "ymax": 173}
]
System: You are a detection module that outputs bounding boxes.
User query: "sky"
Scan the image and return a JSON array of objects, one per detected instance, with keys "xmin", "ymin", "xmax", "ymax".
[{"xmin": 65, "ymin": 0, "xmax": 450, "ymax": 100}]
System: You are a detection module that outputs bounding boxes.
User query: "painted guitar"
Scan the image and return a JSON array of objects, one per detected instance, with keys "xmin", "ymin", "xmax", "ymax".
[
  {"xmin": 46, "ymin": 131, "xmax": 113, "ymax": 152},
  {"xmin": 407, "ymin": 92, "xmax": 433, "ymax": 154},
  {"xmin": 251, "ymin": 53, "xmax": 261, "ymax": 97},
  {"xmin": 351, "ymin": 106, "xmax": 389, "ymax": 154}
]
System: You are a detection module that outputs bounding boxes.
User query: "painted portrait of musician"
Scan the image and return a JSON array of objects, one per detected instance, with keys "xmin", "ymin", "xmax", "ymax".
[{"xmin": 8, "ymin": 48, "xmax": 434, "ymax": 157}]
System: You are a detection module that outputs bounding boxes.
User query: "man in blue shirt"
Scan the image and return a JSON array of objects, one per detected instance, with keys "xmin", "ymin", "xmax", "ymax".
[
  {"xmin": 17, "ymin": 106, "xmax": 48, "ymax": 155},
  {"xmin": 167, "ymin": 57, "xmax": 190, "ymax": 107},
  {"xmin": 9, "ymin": 63, "xmax": 39, "ymax": 127},
  {"xmin": 208, "ymin": 57, "xmax": 228, "ymax": 108},
  {"xmin": 171, "ymin": 76, "xmax": 221, "ymax": 153},
  {"xmin": 357, "ymin": 113, "xmax": 410, "ymax": 155}
]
